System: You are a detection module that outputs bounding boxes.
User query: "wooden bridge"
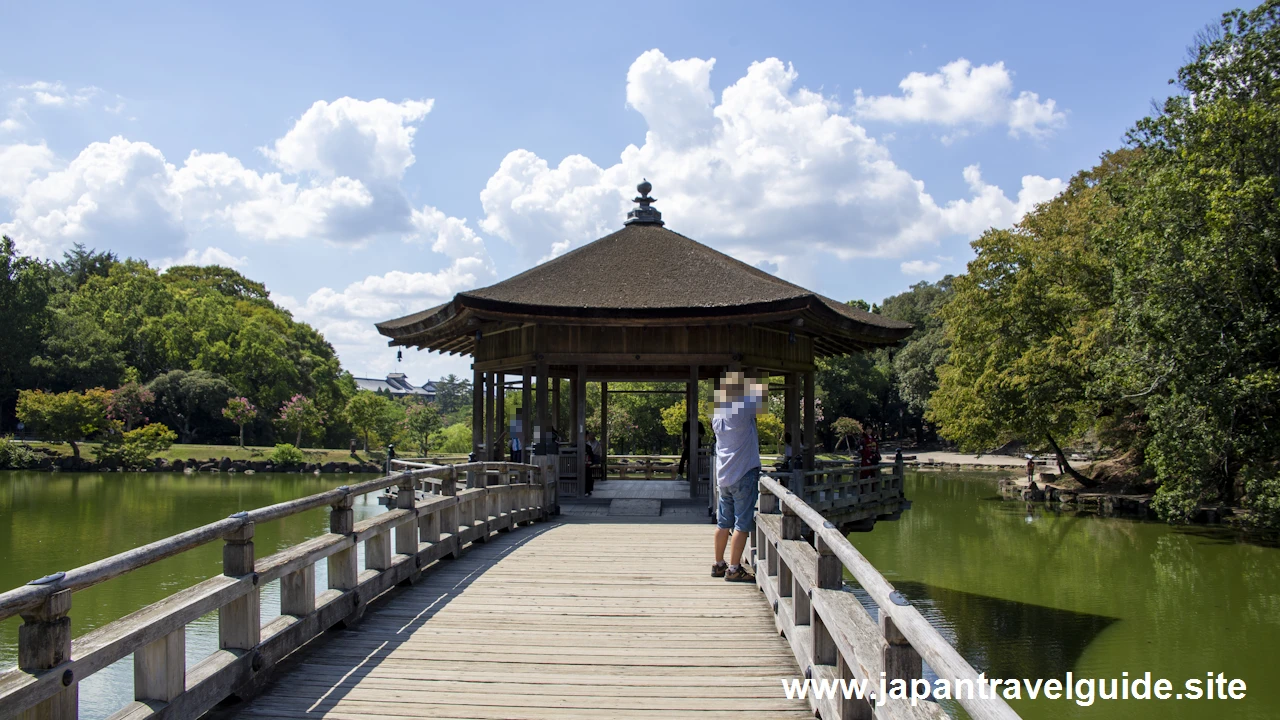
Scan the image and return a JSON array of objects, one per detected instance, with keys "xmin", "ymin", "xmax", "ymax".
[{"xmin": 0, "ymin": 461, "xmax": 1019, "ymax": 720}]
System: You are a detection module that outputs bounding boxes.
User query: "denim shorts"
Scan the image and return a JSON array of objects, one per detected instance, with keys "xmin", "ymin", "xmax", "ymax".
[{"xmin": 717, "ymin": 467, "xmax": 761, "ymax": 533}]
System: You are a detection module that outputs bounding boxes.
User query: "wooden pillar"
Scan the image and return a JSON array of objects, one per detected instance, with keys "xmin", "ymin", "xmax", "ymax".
[
  {"xmin": 135, "ymin": 624, "xmax": 184, "ymax": 702},
  {"xmin": 575, "ymin": 364, "xmax": 587, "ymax": 496},
  {"xmin": 495, "ymin": 373, "xmax": 506, "ymax": 460},
  {"xmin": 553, "ymin": 378, "xmax": 562, "ymax": 436},
  {"xmin": 522, "ymin": 366, "xmax": 533, "ymax": 456},
  {"xmin": 569, "ymin": 375, "xmax": 580, "ymax": 445},
  {"xmin": 688, "ymin": 365, "xmax": 699, "ymax": 499},
  {"xmin": 219, "ymin": 520, "xmax": 259, "ymax": 651},
  {"xmin": 600, "ymin": 382, "xmax": 609, "ymax": 476},
  {"xmin": 535, "ymin": 359, "xmax": 549, "ymax": 450},
  {"xmin": 803, "ymin": 370, "xmax": 816, "ymax": 471},
  {"xmin": 471, "ymin": 366, "xmax": 483, "ymax": 460},
  {"xmin": 786, "ymin": 372, "xmax": 801, "ymax": 463},
  {"xmin": 18, "ymin": 588, "xmax": 76, "ymax": 720},
  {"xmin": 484, "ymin": 372, "xmax": 495, "ymax": 461},
  {"xmin": 882, "ymin": 614, "xmax": 923, "ymax": 681}
]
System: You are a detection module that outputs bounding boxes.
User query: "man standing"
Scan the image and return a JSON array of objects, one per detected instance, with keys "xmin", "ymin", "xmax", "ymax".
[
  {"xmin": 711, "ymin": 371, "xmax": 766, "ymax": 582},
  {"xmin": 677, "ymin": 418, "xmax": 705, "ymax": 478}
]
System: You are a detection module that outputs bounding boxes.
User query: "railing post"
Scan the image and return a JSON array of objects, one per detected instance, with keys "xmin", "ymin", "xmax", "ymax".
[
  {"xmin": 280, "ymin": 564, "xmax": 315, "ymax": 617},
  {"xmin": 811, "ymin": 534, "xmax": 840, "ymax": 665},
  {"xmin": 135, "ymin": 626, "xmax": 184, "ymax": 702},
  {"xmin": 778, "ymin": 503, "xmax": 799, "ymax": 599},
  {"xmin": 18, "ymin": 588, "xmax": 76, "ymax": 720},
  {"xmin": 219, "ymin": 518, "xmax": 259, "ymax": 651},
  {"xmin": 328, "ymin": 494, "xmax": 358, "ymax": 592},
  {"xmin": 396, "ymin": 474, "xmax": 419, "ymax": 562},
  {"xmin": 441, "ymin": 468, "xmax": 461, "ymax": 559},
  {"xmin": 881, "ymin": 613, "xmax": 923, "ymax": 682}
]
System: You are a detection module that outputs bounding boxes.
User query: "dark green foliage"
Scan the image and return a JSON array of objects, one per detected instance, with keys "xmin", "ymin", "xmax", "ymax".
[
  {"xmin": 1104, "ymin": 0, "xmax": 1280, "ymax": 524},
  {"xmin": 147, "ymin": 370, "xmax": 237, "ymax": 443},
  {"xmin": 0, "ymin": 237, "xmax": 55, "ymax": 425}
]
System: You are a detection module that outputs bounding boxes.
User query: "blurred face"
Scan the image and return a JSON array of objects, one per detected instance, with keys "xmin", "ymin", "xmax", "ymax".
[{"xmin": 716, "ymin": 370, "xmax": 766, "ymax": 408}]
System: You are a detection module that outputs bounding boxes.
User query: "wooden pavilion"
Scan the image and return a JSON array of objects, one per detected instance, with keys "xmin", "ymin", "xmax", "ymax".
[{"xmin": 376, "ymin": 181, "xmax": 912, "ymax": 502}]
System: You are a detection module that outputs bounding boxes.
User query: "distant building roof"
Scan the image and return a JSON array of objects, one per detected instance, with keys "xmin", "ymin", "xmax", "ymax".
[{"xmin": 353, "ymin": 373, "xmax": 436, "ymax": 398}]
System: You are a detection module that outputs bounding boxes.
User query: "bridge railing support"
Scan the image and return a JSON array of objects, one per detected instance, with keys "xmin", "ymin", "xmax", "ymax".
[
  {"xmin": 754, "ymin": 474, "xmax": 1021, "ymax": 720},
  {"xmin": 0, "ymin": 461, "xmax": 551, "ymax": 720}
]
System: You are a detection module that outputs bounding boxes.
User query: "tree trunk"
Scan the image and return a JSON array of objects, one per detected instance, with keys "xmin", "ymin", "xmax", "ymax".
[
  {"xmin": 69, "ymin": 440, "xmax": 79, "ymax": 460},
  {"xmin": 1045, "ymin": 433, "xmax": 1097, "ymax": 489},
  {"xmin": 363, "ymin": 431, "xmax": 369, "ymax": 452},
  {"xmin": 296, "ymin": 428, "xmax": 302, "ymax": 447}
]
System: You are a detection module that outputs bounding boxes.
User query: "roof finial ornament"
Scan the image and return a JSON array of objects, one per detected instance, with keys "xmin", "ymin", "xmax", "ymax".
[{"xmin": 624, "ymin": 178, "xmax": 664, "ymax": 227}]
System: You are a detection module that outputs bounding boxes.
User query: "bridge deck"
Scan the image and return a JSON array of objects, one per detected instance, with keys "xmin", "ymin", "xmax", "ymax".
[{"xmin": 229, "ymin": 519, "xmax": 810, "ymax": 719}]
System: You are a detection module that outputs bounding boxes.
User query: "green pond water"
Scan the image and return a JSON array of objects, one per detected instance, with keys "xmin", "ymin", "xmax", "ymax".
[{"xmin": 0, "ymin": 470, "xmax": 1277, "ymax": 719}]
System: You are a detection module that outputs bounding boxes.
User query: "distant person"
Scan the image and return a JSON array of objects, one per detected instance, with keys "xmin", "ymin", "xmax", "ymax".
[
  {"xmin": 509, "ymin": 411, "xmax": 524, "ymax": 462},
  {"xmin": 711, "ymin": 371, "xmax": 766, "ymax": 583},
  {"xmin": 1026, "ymin": 456, "xmax": 1036, "ymax": 482},
  {"xmin": 677, "ymin": 418, "xmax": 705, "ymax": 477},
  {"xmin": 584, "ymin": 431, "xmax": 602, "ymax": 496}
]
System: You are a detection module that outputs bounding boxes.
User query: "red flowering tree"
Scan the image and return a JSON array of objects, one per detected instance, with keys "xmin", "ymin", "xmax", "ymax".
[
  {"xmin": 276, "ymin": 395, "xmax": 325, "ymax": 448},
  {"xmin": 222, "ymin": 397, "xmax": 257, "ymax": 447},
  {"xmin": 107, "ymin": 382, "xmax": 154, "ymax": 432}
]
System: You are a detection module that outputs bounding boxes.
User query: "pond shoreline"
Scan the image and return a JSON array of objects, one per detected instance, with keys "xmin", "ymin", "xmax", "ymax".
[{"xmin": 1, "ymin": 455, "xmax": 383, "ymax": 474}]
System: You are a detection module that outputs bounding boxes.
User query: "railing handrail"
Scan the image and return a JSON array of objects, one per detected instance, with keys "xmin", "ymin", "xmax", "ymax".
[
  {"xmin": 1, "ymin": 459, "xmax": 555, "ymax": 720},
  {"xmin": 0, "ymin": 461, "xmax": 536, "ymax": 622},
  {"xmin": 757, "ymin": 473, "xmax": 1019, "ymax": 720}
]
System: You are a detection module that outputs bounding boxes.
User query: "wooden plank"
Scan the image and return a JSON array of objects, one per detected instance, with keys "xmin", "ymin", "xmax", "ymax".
[{"xmin": 223, "ymin": 522, "xmax": 810, "ymax": 719}]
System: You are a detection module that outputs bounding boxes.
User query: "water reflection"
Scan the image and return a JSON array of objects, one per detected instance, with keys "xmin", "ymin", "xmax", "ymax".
[{"xmin": 848, "ymin": 470, "xmax": 1280, "ymax": 720}]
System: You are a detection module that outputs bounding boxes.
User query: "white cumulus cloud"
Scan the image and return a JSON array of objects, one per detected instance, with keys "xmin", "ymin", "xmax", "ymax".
[
  {"xmin": 263, "ymin": 97, "xmax": 434, "ymax": 182},
  {"xmin": 0, "ymin": 143, "xmax": 57, "ymax": 199},
  {"xmin": 0, "ymin": 136, "xmax": 184, "ymax": 259},
  {"xmin": 855, "ymin": 59, "xmax": 1066, "ymax": 138},
  {"xmin": 940, "ymin": 164, "xmax": 1065, "ymax": 237},
  {"xmin": 479, "ymin": 49, "xmax": 1062, "ymax": 272},
  {"xmin": 157, "ymin": 246, "xmax": 248, "ymax": 271},
  {"xmin": 900, "ymin": 259, "xmax": 942, "ymax": 276}
]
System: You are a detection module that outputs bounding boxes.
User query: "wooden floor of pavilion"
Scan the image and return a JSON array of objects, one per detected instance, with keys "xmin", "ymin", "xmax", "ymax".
[{"xmin": 228, "ymin": 518, "xmax": 811, "ymax": 720}]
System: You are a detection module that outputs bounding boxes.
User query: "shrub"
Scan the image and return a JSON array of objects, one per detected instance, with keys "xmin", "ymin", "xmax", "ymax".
[
  {"xmin": 95, "ymin": 422, "xmax": 177, "ymax": 469},
  {"xmin": 0, "ymin": 436, "xmax": 38, "ymax": 469},
  {"xmin": 270, "ymin": 443, "xmax": 304, "ymax": 466}
]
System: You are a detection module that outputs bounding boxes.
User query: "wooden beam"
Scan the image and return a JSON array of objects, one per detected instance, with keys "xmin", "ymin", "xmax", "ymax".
[
  {"xmin": 600, "ymin": 382, "xmax": 609, "ymax": 470},
  {"xmin": 787, "ymin": 372, "xmax": 801, "ymax": 466},
  {"xmin": 535, "ymin": 359, "xmax": 548, "ymax": 452},
  {"xmin": 484, "ymin": 372, "xmax": 495, "ymax": 461},
  {"xmin": 575, "ymin": 364, "xmax": 587, "ymax": 496},
  {"xmin": 495, "ymin": 373, "xmax": 505, "ymax": 461},
  {"xmin": 804, "ymin": 371, "xmax": 816, "ymax": 471},
  {"xmin": 521, "ymin": 365, "xmax": 533, "ymax": 457},
  {"xmin": 688, "ymin": 365, "xmax": 699, "ymax": 499},
  {"xmin": 471, "ymin": 367, "xmax": 483, "ymax": 460}
]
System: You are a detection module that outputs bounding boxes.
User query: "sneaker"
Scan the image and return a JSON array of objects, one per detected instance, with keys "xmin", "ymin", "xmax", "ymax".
[
  {"xmin": 724, "ymin": 565, "xmax": 755, "ymax": 583},
  {"xmin": 711, "ymin": 561, "xmax": 728, "ymax": 578}
]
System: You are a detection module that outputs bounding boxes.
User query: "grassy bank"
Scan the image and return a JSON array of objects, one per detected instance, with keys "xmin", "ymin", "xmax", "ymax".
[{"xmin": 20, "ymin": 441, "xmax": 372, "ymax": 465}]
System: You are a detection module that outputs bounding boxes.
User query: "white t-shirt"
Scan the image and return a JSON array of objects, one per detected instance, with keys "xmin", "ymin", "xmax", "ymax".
[{"xmin": 712, "ymin": 389, "xmax": 763, "ymax": 487}]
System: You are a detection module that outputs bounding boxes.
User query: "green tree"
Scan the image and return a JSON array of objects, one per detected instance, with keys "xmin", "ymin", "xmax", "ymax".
[
  {"xmin": 1103, "ymin": 1, "xmax": 1280, "ymax": 524},
  {"xmin": 831, "ymin": 417, "xmax": 864, "ymax": 454},
  {"xmin": 222, "ymin": 397, "xmax": 257, "ymax": 447},
  {"xmin": 53, "ymin": 243, "xmax": 118, "ymax": 289},
  {"xmin": 16, "ymin": 387, "xmax": 111, "ymax": 459},
  {"xmin": 278, "ymin": 394, "xmax": 325, "ymax": 448},
  {"xmin": 404, "ymin": 402, "xmax": 444, "ymax": 455},
  {"xmin": 431, "ymin": 422, "xmax": 473, "ymax": 453},
  {"xmin": 95, "ymin": 422, "xmax": 177, "ymax": 468},
  {"xmin": 0, "ymin": 236, "xmax": 54, "ymax": 428},
  {"xmin": 928, "ymin": 153, "xmax": 1129, "ymax": 487},
  {"xmin": 434, "ymin": 374, "xmax": 472, "ymax": 420},
  {"xmin": 345, "ymin": 391, "xmax": 395, "ymax": 451},
  {"xmin": 147, "ymin": 370, "xmax": 237, "ymax": 443}
]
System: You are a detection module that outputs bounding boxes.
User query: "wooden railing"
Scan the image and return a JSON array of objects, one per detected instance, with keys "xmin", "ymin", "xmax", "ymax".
[
  {"xmin": 754, "ymin": 473, "xmax": 1020, "ymax": 720},
  {"xmin": 0, "ymin": 461, "xmax": 550, "ymax": 720},
  {"xmin": 786, "ymin": 456, "xmax": 908, "ymax": 530}
]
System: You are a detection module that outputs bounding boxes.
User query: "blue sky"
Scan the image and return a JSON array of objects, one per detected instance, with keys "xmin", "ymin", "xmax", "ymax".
[{"xmin": 1, "ymin": 0, "xmax": 1239, "ymax": 380}]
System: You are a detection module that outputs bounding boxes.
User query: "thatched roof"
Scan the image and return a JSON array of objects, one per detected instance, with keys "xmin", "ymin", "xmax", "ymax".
[{"xmin": 376, "ymin": 223, "xmax": 910, "ymax": 356}]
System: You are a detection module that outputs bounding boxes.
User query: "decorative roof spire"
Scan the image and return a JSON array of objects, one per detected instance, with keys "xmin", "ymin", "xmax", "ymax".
[{"xmin": 624, "ymin": 179, "xmax": 664, "ymax": 226}]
